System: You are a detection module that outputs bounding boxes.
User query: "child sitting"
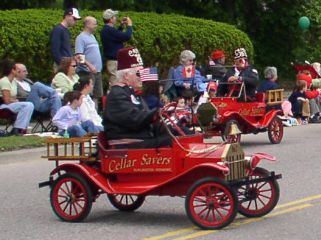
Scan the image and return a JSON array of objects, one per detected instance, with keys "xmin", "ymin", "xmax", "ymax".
[
  {"xmin": 166, "ymin": 97, "xmax": 194, "ymax": 135},
  {"xmin": 52, "ymin": 91, "xmax": 101, "ymax": 137},
  {"xmin": 288, "ymin": 80, "xmax": 310, "ymax": 125}
]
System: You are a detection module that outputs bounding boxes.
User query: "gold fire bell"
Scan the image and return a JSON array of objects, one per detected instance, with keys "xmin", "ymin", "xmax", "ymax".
[{"xmin": 228, "ymin": 123, "xmax": 242, "ymax": 135}]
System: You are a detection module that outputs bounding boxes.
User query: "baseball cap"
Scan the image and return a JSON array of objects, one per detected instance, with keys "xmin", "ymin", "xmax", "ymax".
[
  {"xmin": 211, "ymin": 50, "xmax": 225, "ymax": 60},
  {"xmin": 64, "ymin": 7, "xmax": 81, "ymax": 20},
  {"xmin": 103, "ymin": 9, "xmax": 119, "ymax": 20},
  {"xmin": 117, "ymin": 47, "xmax": 144, "ymax": 70}
]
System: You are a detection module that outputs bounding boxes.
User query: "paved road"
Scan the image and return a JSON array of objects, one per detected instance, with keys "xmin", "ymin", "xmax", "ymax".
[{"xmin": 0, "ymin": 124, "xmax": 320, "ymax": 240}]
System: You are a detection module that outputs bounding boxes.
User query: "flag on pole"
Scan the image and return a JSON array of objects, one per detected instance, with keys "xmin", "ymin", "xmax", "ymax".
[
  {"xmin": 182, "ymin": 65, "xmax": 195, "ymax": 78},
  {"xmin": 139, "ymin": 67, "xmax": 158, "ymax": 81}
]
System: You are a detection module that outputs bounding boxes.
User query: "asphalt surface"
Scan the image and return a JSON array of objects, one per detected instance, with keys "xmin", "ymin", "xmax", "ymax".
[{"xmin": 0, "ymin": 123, "xmax": 320, "ymax": 240}]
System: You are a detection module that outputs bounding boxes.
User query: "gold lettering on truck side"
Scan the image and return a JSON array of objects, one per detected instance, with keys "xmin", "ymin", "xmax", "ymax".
[
  {"xmin": 141, "ymin": 154, "xmax": 171, "ymax": 165},
  {"xmin": 108, "ymin": 158, "xmax": 137, "ymax": 173}
]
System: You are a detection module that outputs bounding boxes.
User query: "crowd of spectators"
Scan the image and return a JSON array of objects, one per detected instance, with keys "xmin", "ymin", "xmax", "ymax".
[{"xmin": 1, "ymin": 6, "xmax": 320, "ymax": 139}]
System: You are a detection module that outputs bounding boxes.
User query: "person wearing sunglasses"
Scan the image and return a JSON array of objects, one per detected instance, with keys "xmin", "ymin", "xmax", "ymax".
[
  {"xmin": 50, "ymin": 8, "xmax": 81, "ymax": 73},
  {"xmin": 52, "ymin": 57, "xmax": 79, "ymax": 94},
  {"xmin": 216, "ymin": 48, "xmax": 258, "ymax": 100},
  {"xmin": 103, "ymin": 47, "xmax": 171, "ymax": 149}
]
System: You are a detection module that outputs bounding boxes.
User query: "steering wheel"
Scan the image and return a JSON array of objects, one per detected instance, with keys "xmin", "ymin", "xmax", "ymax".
[
  {"xmin": 227, "ymin": 80, "xmax": 242, "ymax": 97},
  {"xmin": 161, "ymin": 102, "xmax": 186, "ymax": 136}
]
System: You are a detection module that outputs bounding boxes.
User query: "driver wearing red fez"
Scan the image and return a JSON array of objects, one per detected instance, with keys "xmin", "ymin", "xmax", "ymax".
[
  {"xmin": 206, "ymin": 50, "xmax": 227, "ymax": 82},
  {"xmin": 216, "ymin": 48, "xmax": 258, "ymax": 99},
  {"xmin": 102, "ymin": 47, "xmax": 171, "ymax": 148}
]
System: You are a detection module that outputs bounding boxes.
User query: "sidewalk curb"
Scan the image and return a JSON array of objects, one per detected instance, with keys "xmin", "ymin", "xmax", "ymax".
[{"xmin": 0, "ymin": 147, "xmax": 47, "ymax": 165}]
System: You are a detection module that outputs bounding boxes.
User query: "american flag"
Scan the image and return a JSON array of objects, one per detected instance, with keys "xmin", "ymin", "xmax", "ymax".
[{"xmin": 139, "ymin": 67, "xmax": 158, "ymax": 81}]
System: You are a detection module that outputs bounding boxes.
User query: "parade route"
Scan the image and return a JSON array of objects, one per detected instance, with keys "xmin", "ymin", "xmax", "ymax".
[
  {"xmin": 144, "ymin": 194, "xmax": 321, "ymax": 240},
  {"xmin": 0, "ymin": 123, "xmax": 321, "ymax": 240}
]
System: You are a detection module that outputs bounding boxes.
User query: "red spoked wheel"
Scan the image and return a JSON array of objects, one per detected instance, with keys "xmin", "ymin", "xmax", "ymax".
[
  {"xmin": 50, "ymin": 173, "xmax": 92, "ymax": 222},
  {"xmin": 107, "ymin": 194, "xmax": 145, "ymax": 211},
  {"xmin": 268, "ymin": 116, "xmax": 283, "ymax": 144},
  {"xmin": 185, "ymin": 178, "xmax": 238, "ymax": 230},
  {"xmin": 222, "ymin": 120, "xmax": 241, "ymax": 143},
  {"xmin": 237, "ymin": 167, "xmax": 280, "ymax": 218}
]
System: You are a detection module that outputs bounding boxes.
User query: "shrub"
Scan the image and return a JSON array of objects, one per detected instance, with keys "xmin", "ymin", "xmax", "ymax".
[{"xmin": 0, "ymin": 9, "xmax": 253, "ymax": 82}]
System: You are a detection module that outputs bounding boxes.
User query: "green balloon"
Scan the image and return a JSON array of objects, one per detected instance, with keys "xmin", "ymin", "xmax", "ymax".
[{"xmin": 298, "ymin": 16, "xmax": 310, "ymax": 30}]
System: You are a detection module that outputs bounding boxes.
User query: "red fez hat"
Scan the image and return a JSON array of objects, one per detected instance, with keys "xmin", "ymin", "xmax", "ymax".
[
  {"xmin": 297, "ymin": 73, "xmax": 312, "ymax": 88},
  {"xmin": 211, "ymin": 50, "xmax": 225, "ymax": 60},
  {"xmin": 117, "ymin": 47, "xmax": 144, "ymax": 70}
]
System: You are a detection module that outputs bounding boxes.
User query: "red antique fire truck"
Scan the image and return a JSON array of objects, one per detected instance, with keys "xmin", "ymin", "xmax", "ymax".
[
  {"xmin": 196, "ymin": 82, "xmax": 284, "ymax": 144},
  {"xmin": 39, "ymin": 107, "xmax": 282, "ymax": 230}
]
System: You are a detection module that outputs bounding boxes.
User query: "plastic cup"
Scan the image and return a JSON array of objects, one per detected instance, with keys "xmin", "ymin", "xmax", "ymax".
[
  {"xmin": 206, "ymin": 74, "xmax": 212, "ymax": 80},
  {"xmin": 79, "ymin": 54, "xmax": 85, "ymax": 64}
]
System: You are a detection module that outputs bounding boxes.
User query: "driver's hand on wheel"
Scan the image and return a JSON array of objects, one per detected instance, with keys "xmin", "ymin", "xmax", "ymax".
[{"xmin": 228, "ymin": 76, "xmax": 238, "ymax": 82}]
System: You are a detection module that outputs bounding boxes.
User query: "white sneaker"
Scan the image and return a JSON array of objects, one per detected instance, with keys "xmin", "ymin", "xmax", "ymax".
[{"xmin": 283, "ymin": 120, "xmax": 292, "ymax": 127}]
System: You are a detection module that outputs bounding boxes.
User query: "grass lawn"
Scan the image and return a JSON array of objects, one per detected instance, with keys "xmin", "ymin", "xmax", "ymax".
[{"xmin": 0, "ymin": 135, "xmax": 45, "ymax": 151}]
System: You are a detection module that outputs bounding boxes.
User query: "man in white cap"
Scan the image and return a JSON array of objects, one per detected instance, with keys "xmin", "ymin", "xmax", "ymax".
[
  {"xmin": 101, "ymin": 9, "xmax": 133, "ymax": 88},
  {"xmin": 50, "ymin": 7, "xmax": 81, "ymax": 72},
  {"xmin": 103, "ymin": 47, "xmax": 171, "ymax": 149}
]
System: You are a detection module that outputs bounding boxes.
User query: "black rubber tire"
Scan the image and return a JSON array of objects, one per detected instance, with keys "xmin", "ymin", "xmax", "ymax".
[
  {"xmin": 50, "ymin": 172, "xmax": 93, "ymax": 222},
  {"xmin": 268, "ymin": 116, "xmax": 283, "ymax": 144},
  {"xmin": 107, "ymin": 194, "xmax": 145, "ymax": 211},
  {"xmin": 237, "ymin": 167, "xmax": 280, "ymax": 218},
  {"xmin": 185, "ymin": 177, "xmax": 238, "ymax": 230}
]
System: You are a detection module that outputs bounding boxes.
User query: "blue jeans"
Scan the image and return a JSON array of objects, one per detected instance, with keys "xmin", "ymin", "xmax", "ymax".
[
  {"xmin": 26, "ymin": 82, "xmax": 62, "ymax": 117},
  {"xmin": 0, "ymin": 102, "xmax": 34, "ymax": 129},
  {"xmin": 59, "ymin": 120, "xmax": 101, "ymax": 137}
]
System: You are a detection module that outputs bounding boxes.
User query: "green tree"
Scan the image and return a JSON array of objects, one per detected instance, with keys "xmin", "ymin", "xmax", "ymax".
[
  {"xmin": 0, "ymin": 0, "xmax": 319, "ymax": 83},
  {"xmin": 0, "ymin": 0, "xmax": 57, "ymax": 9}
]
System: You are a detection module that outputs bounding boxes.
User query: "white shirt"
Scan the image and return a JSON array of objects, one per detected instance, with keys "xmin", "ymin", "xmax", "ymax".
[
  {"xmin": 16, "ymin": 80, "xmax": 31, "ymax": 92},
  {"xmin": 80, "ymin": 95, "xmax": 103, "ymax": 127}
]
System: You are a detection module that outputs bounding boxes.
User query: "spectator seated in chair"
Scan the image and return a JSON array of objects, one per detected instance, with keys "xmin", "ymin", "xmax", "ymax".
[
  {"xmin": 216, "ymin": 48, "xmax": 258, "ymax": 100},
  {"xmin": 288, "ymin": 80, "xmax": 311, "ymax": 125},
  {"xmin": 173, "ymin": 50, "xmax": 207, "ymax": 99},
  {"xmin": 15, "ymin": 63, "xmax": 62, "ymax": 117},
  {"xmin": 0, "ymin": 59, "xmax": 34, "ymax": 135},
  {"xmin": 52, "ymin": 57, "xmax": 79, "ymax": 94},
  {"xmin": 296, "ymin": 72, "xmax": 321, "ymax": 123},
  {"xmin": 103, "ymin": 47, "xmax": 171, "ymax": 149}
]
